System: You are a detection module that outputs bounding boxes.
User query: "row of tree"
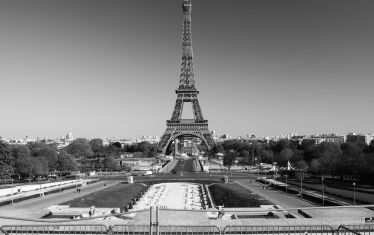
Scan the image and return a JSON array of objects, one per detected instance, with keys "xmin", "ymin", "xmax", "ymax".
[
  {"xmin": 0, "ymin": 138, "xmax": 158, "ymax": 179},
  {"xmin": 212, "ymin": 139, "xmax": 374, "ymax": 183},
  {"xmin": 0, "ymin": 141, "xmax": 77, "ymax": 179}
]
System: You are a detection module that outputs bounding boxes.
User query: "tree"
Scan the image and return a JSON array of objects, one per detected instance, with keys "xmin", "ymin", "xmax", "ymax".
[
  {"xmin": 365, "ymin": 140, "xmax": 374, "ymax": 154},
  {"xmin": 120, "ymin": 162, "xmax": 132, "ymax": 172},
  {"xmin": 0, "ymin": 141, "xmax": 14, "ymax": 178},
  {"xmin": 31, "ymin": 157, "xmax": 48, "ymax": 175},
  {"xmin": 210, "ymin": 143, "xmax": 224, "ymax": 155},
  {"xmin": 318, "ymin": 142, "xmax": 342, "ymax": 177},
  {"xmin": 33, "ymin": 146, "xmax": 58, "ymax": 171},
  {"xmin": 239, "ymin": 150, "xmax": 250, "ymax": 158},
  {"xmin": 10, "ymin": 145, "xmax": 31, "ymax": 160},
  {"xmin": 90, "ymin": 139, "xmax": 104, "ymax": 153},
  {"xmin": 65, "ymin": 138, "xmax": 94, "ymax": 159},
  {"xmin": 57, "ymin": 150, "xmax": 78, "ymax": 172},
  {"xmin": 309, "ymin": 158, "xmax": 322, "ymax": 177},
  {"xmin": 300, "ymin": 139, "xmax": 318, "ymax": 163},
  {"xmin": 15, "ymin": 155, "xmax": 33, "ymax": 178},
  {"xmin": 259, "ymin": 149, "xmax": 274, "ymax": 163},
  {"xmin": 223, "ymin": 150, "xmax": 237, "ymax": 171},
  {"xmin": 294, "ymin": 160, "xmax": 308, "ymax": 172},
  {"xmin": 103, "ymin": 155, "xmax": 119, "ymax": 171},
  {"xmin": 339, "ymin": 142, "xmax": 366, "ymax": 179},
  {"xmin": 277, "ymin": 148, "xmax": 294, "ymax": 165},
  {"xmin": 272, "ymin": 139, "xmax": 291, "ymax": 154}
]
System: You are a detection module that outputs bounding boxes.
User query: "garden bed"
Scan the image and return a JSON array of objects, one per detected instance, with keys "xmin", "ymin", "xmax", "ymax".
[
  {"xmin": 60, "ymin": 183, "xmax": 146, "ymax": 208},
  {"xmin": 208, "ymin": 183, "xmax": 272, "ymax": 207}
]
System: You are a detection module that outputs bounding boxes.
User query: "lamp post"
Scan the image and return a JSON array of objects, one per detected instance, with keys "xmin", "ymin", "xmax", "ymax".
[
  {"xmin": 285, "ymin": 175, "xmax": 288, "ymax": 193},
  {"xmin": 353, "ymin": 182, "xmax": 356, "ymax": 205},
  {"xmin": 322, "ymin": 178, "xmax": 324, "ymax": 206},
  {"xmin": 39, "ymin": 176, "xmax": 42, "ymax": 197},
  {"xmin": 265, "ymin": 171, "xmax": 267, "ymax": 188},
  {"xmin": 300, "ymin": 171, "xmax": 303, "ymax": 198},
  {"xmin": 11, "ymin": 179, "xmax": 14, "ymax": 205}
]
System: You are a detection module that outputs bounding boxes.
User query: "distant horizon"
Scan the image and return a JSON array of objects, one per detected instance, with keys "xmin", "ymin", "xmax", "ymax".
[
  {"xmin": 2, "ymin": 130, "xmax": 373, "ymax": 141},
  {"xmin": 1, "ymin": 0, "xmax": 373, "ymax": 139}
]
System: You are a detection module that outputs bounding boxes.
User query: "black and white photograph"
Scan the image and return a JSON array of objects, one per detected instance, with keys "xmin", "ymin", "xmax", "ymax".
[{"xmin": 0, "ymin": 0, "xmax": 374, "ymax": 233}]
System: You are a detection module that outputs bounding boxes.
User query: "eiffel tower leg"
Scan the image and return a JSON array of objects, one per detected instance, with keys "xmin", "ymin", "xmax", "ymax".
[
  {"xmin": 171, "ymin": 99, "xmax": 183, "ymax": 121},
  {"xmin": 192, "ymin": 99, "xmax": 204, "ymax": 121},
  {"xmin": 203, "ymin": 133, "xmax": 216, "ymax": 150},
  {"xmin": 158, "ymin": 132, "xmax": 173, "ymax": 155}
]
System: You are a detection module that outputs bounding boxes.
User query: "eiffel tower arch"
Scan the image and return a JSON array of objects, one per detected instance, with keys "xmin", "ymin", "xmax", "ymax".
[{"xmin": 158, "ymin": 0, "xmax": 215, "ymax": 155}]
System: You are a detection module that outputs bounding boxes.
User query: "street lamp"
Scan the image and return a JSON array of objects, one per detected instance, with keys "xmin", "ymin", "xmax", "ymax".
[
  {"xmin": 300, "ymin": 171, "xmax": 303, "ymax": 198},
  {"xmin": 39, "ymin": 176, "xmax": 42, "ymax": 197},
  {"xmin": 285, "ymin": 175, "xmax": 288, "ymax": 193},
  {"xmin": 322, "ymin": 178, "xmax": 324, "ymax": 206},
  {"xmin": 265, "ymin": 171, "xmax": 267, "ymax": 188},
  {"xmin": 353, "ymin": 182, "xmax": 356, "ymax": 205},
  {"xmin": 11, "ymin": 179, "xmax": 14, "ymax": 205}
]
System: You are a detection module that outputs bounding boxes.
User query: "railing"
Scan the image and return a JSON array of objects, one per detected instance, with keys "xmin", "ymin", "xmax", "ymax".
[
  {"xmin": 1, "ymin": 225, "xmax": 108, "ymax": 235},
  {"xmin": 111, "ymin": 225, "xmax": 150, "ymax": 235},
  {"xmin": 0, "ymin": 227, "xmax": 9, "ymax": 235},
  {"xmin": 337, "ymin": 226, "xmax": 362, "ymax": 235},
  {"xmin": 223, "ymin": 225, "xmax": 334, "ymax": 235},
  {"xmin": 338, "ymin": 224, "xmax": 374, "ymax": 235},
  {"xmin": 2, "ymin": 224, "xmax": 373, "ymax": 235},
  {"xmin": 111, "ymin": 225, "xmax": 220, "ymax": 235},
  {"xmin": 0, "ymin": 208, "xmax": 372, "ymax": 235}
]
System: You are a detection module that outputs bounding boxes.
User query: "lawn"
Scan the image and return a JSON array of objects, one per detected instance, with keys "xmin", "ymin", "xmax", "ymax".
[
  {"xmin": 209, "ymin": 183, "xmax": 272, "ymax": 207},
  {"xmin": 60, "ymin": 183, "xmax": 146, "ymax": 208}
]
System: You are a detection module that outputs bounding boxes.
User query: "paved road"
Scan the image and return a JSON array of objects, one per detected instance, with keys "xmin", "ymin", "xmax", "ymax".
[
  {"xmin": 0, "ymin": 180, "xmax": 118, "ymax": 219},
  {"xmin": 235, "ymin": 179, "xmax": 315, "ymax": 210},
  {"xmin": 283, "ymin": 179, "xmax": 374, "ymax": 205},
  {"xmin": 172, "ymin": 159, "xmax": 196, "ymax": 173}
]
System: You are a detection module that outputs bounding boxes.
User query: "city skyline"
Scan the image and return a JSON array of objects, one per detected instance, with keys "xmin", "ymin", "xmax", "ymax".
[{"xmin": 1, "ymin": 0, "xmax": 374, "ymax": 139}]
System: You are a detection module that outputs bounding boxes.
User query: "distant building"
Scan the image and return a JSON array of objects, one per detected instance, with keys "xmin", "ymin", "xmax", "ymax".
[
  {"xmin": 346, "ymin": 133, "xmax": 373, "ymax": 145},
  {"xmin": 290, "ymin": 135, "xmax": 307, "ymax": 145},
  {"xmin": 292, "ymin": 134, "xmax": 344, "ymax": 145},
  {"xmin": 66, "ymin": 130, "xmax": 74, "ymax": 142}
]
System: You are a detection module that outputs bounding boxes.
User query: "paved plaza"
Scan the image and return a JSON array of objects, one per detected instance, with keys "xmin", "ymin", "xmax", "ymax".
[
  {"xmin": 133, "ymin": 182, "xmax": 208, "ymax": 210},
  {"xmin": 0, "ymin": 179, "xmax": 373, "ymax": 229}
]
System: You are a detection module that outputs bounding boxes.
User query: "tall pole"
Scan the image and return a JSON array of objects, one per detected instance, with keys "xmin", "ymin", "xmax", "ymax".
[
  {"xmin": 156, "ymin": 206, "xmax": 159, "ymax": 235},
  {"xmin": 285, "ymin": 176, "xmax": 288, "ymax": 193},
  {"xmin": 322, "ymin": 177, "xmax": 324, "ymax": 206},
  {"xmin": 353, "ymin": 182, "xmax": 356, "ymax": 205},
  {"xmin": 11, "ymin": 179, "xmax": 14, "ymax": 205},
  {"xmin": 39, "ymin": 176, "xmax": 42, "ymax": 197},
  {"xmin": 300, "ymin": 172, "xmax": 303, "ymax": 198},
  {"xmin": 149, "ymin": 206, "xmax": 153, "ymax": 235},
  {"xmin": 265, "ymin": 171, "xmax": 267, "ymax": 188}
]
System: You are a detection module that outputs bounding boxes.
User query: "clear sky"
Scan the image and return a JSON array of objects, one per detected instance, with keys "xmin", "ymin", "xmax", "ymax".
[{"xmin": 1, "ymin": 0, "xmax": 373, "ymax": 139}]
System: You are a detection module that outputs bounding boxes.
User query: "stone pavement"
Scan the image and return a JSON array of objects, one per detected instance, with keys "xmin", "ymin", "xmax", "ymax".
[
  {"xmin": 1, "ymin": 180, "xmax": 373, "ymax": 229},
  {"xmin": 0, "ymin": 180, "xmax": 118, "ymax": 220},
  {"xmin": 234, "ymin": 179, "xmax": 315, "ymax": 209}
]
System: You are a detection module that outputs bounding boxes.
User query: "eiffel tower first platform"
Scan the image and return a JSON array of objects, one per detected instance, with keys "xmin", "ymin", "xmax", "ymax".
[{"xmin": 158, "ymin": 0, "xmax": 215, "ymax": 155}]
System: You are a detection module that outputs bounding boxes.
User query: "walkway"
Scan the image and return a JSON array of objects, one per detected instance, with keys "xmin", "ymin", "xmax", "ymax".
[
  {"xmin": 134, "ymin": 182, "xmax": 208, "ymax": 210},
  {"xmin": 0, "ymin": 180, "xmax": 117, "ymax": 219},
  {"xmin": 234, "ymin": 179, "xmax": 315, "ymax": 209}
]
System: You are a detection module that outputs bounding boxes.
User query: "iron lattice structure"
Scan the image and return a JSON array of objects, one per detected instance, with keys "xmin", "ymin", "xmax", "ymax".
[{"xmin": 158, "ymin": 0, "xmax": 215, "ymax": 154}]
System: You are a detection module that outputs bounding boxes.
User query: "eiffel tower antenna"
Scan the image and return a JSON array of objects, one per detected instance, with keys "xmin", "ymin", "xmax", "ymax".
[{"xmin": 158, "ymin": 0, "xmax": 215, "ymax": 155}]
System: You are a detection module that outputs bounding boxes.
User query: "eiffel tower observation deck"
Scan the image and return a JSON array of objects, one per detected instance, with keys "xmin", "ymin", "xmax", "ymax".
[{"xmin": 158, "ymin": 0, "xmax": 215, "ymax": 155}]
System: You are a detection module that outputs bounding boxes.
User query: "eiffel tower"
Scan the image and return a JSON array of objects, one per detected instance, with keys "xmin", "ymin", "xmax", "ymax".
[{"xmin": 158, "ymin": 0, "xmax": 215, "ymax": 155}]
